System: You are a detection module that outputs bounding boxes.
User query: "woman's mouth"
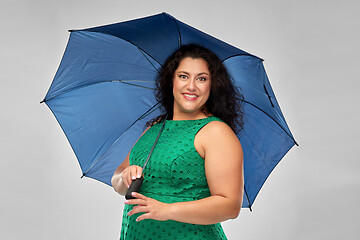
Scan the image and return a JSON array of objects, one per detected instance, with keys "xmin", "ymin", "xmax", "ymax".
[{"xmin": 183, "ymin": 93, "xmax": 198, "ymax": 100}]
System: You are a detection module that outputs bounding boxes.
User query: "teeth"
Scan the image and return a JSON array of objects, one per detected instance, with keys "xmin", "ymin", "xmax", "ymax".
[{"xmin": 184, "ymin": 93, "xmax": 197, "ymax": 98}]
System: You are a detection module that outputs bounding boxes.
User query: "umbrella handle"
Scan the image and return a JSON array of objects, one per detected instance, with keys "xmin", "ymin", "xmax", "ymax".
[{"xmin": 125, "ymin": 176, "xmax": 144, "ymax": 199}]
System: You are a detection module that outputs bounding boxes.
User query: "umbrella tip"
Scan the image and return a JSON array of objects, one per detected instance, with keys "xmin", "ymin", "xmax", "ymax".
[
  {"xmin": 162, "ymin": 12, "xmax": 173, "ymax": 18},
  {"xmin": 81, "ymin": 173, "xmax": 85, "ymax": 178}
]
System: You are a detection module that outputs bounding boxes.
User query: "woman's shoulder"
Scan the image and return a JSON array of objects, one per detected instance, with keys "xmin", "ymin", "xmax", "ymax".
[
  {"xmin": 195, "ymin": 116, "xmax": 241, "ymax": 157},
  {"xmin": 199, "ymin": 117, "xmax": 236, "ymax": 140},
  {"xmin": 206, "ymin": 116, "xmax": 232, "ymax": 131}
]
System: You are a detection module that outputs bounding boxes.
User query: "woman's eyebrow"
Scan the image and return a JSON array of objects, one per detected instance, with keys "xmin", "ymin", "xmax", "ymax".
[
  {"xmin": 197, "ymin": 72, "xmax": 209, "ymax": 76},
  {"xmin": 176, "ymin": 71, "xmax": 209, "ymax": 76}
]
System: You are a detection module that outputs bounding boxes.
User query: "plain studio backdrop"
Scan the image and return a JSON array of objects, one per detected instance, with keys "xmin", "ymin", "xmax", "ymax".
[{"xmin": 1, "ymin": 0, "xmax": 359, "ymax": 239}]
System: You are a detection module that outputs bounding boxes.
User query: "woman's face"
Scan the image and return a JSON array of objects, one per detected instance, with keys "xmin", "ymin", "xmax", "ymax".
[{"xmin": 172, "ymin": 57, "xmax": 211, "ymax": 119}]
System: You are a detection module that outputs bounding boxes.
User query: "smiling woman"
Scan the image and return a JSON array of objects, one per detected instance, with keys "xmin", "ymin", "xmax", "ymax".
[{"xmin": 111, "ymin": 44, "xmax": 244, "ymax": 240}]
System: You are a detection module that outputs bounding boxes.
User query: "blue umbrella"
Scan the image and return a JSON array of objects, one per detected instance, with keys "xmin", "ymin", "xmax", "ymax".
[{"xmin": 42, "ymin": 12, "xmax": 297, "ymax": 210}]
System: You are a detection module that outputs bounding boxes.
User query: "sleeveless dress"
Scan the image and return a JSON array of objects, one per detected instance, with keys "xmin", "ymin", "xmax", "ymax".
[{"xmin": 120, "ymin": 116, "xmax": 227, "ymax": 240}]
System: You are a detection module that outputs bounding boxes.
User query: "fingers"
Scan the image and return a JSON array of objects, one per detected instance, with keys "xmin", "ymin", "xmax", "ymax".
[
  {"xmin": 131, "ymin": 192, "xmax": 147, "ymax": 200},
  {"xmin": 122, "ymin": 165, "xmax": 143, "ymax": 188},
  {"xmin": 127, "ymin": 207, "xmax": 152, "ymax": 222},
  {"xmin": 136, "ymin": 212, "xmax": 152, "ymax": 222},
  {"xmin": 124, "ymin": 193, "xmax": 168, "ymax": 222},
  {"xmin": 130, "ymin": 166, "xmax": 142, "ymax": 180},
  {"xmin": 125, "ymin": 193, "xmax": 149, "ymax": 217},
  {"xmin": 124, "ymin": 198, "xmax": 147, "ymax": 206},
  {"xmin": 126, "ymin": 203, "xmax": 151, "ymax": 221},
  {"xmin": 127, "ymin": 205, "xmax": 148, "ymax": 216},
  {"xmin": 122, "ymin": 170, "xmax": 130, "ymax": 188}
]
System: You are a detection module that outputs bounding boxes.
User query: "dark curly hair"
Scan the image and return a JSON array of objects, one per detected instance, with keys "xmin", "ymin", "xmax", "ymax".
[{"xmin": 148, "ymin": 44, "xmax": 244, "ymax": 133}]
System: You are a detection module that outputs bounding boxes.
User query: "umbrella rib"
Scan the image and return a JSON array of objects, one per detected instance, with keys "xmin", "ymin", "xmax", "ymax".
[
  {"xmin": 137, "ymin": 48, "xmax": 161, "ymax": 74},
  {"xmin": 82, "ymin": 102, "xmax": 161, "ymax": 177},
  {"xmin": 126, "ymin": 44, "xmax": 162, "ymax": 68},
  {"xmin": 243, "ymin": 186, "xmax": 252, "ymax": 211},
  {"xmin": 41, "ymin": 80, "xmax": 156, "ymax": 103},
  {"xmin": 243, "ymin": 100, "xmax": 298, "ymax": 146},
  {"xmin": 169, "ymin": 15, "xmax": 182, "ymax": 47},
  {"xmin": 263, "ymin": 85, "xmax": 275, "ymax": 108},
  {"xmin": 115, "ymin": 81, "xmax": 156, "ymax": 90}
]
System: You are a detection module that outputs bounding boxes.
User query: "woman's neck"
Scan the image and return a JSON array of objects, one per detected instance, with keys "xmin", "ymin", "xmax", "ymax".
[{"xmin": 172, "ymin": 109, "xmax": 211, "ymax": 121}]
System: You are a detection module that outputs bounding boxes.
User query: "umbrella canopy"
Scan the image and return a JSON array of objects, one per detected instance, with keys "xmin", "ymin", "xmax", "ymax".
[{"xmin": 42, "ymin": 12, "xmax": 297, "ymax": 210}]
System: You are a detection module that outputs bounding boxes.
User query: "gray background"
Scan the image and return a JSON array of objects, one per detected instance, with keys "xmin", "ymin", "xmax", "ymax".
[{"xmin": 1, "ymin": 0, "xmax": 359, "ymax": 239}]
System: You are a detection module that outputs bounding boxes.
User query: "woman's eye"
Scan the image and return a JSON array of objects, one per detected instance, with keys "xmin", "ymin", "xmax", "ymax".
[
  {"xmin": 197, "ymin": 77, "xmax": 206, "ymax": 81},
  {"xmin": 179, "ymin": 75, "xmax": 188, "ymax": 79}
]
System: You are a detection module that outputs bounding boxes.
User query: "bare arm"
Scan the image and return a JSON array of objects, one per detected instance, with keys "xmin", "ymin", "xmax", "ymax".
[{"xmin": 127, "ymin": 121, "xmax": 244, "ymax": 224}]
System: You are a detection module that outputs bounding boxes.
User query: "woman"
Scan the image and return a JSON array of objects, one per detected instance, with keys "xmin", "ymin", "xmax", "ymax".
[{"xmin": 111, "ymin": 44, "xmax": 244, "ymax": 239}]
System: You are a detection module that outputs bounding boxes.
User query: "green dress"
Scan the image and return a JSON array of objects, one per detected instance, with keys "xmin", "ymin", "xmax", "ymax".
[{"xmin": 120, "ymin": 116, "xmax": 227, "ymax": 240}]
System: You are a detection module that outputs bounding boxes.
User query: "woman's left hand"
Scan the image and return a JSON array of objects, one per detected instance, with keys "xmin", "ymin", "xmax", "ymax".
[{"xmin": 125, "ymin": 192, "xmax": 170, "ymax": 222}]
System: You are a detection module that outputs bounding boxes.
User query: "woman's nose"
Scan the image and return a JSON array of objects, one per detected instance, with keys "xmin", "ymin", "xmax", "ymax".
[{"xmin": 187, "ymin": 79, "xmax": 196, "ymax": 91}]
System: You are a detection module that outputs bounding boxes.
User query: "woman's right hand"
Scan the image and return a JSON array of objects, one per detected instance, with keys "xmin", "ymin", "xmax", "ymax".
[
  {"xmin": 121, "ymin": 165, "xmax": 143, "ymax": 188},
  {"xmin": 111, "ymin": 164, "xmax": 143, "ymax": 196}
]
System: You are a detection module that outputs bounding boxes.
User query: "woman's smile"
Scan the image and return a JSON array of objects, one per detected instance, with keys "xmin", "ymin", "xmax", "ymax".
[{"xmin": 183, "ymin": 92, "xmax": 199, "ymax": 100}]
